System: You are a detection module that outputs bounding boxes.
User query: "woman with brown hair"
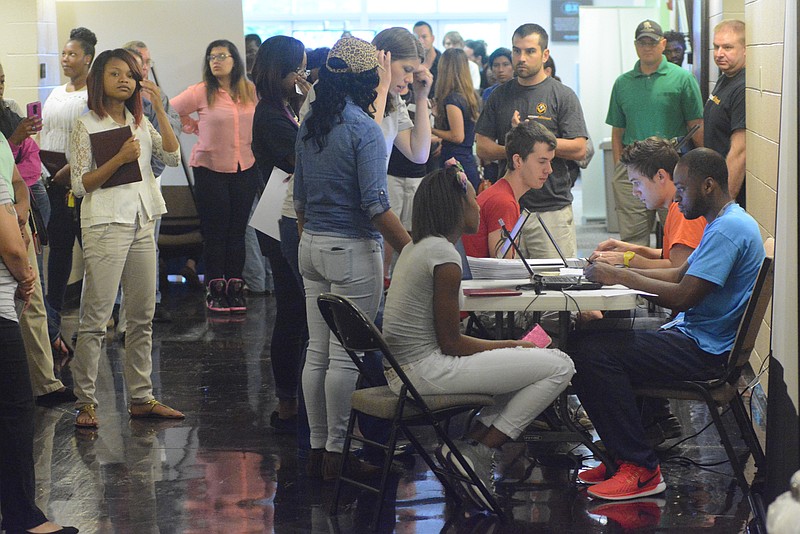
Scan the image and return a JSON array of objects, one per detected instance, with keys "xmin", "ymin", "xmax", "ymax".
[
  {"xmin": 172, "ymin": 40, "xmax": 258, "ymax": 314},
  {"xmin": 69, "ymin": 49, "xmax": 183, "ymax": 428},
  {"xmin": 432, "ymin": 48, "xmax": 481, "ymax": 189}
]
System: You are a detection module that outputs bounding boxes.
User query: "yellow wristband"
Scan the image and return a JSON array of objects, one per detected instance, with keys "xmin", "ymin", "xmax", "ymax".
[{"xmin": 623, "ymin": 250, "xmax": 635, "ymax": 268}]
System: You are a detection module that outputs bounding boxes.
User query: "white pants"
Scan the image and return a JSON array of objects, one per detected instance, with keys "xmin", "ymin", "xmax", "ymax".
[
  {"xmin": 386, "ymin": 174, "xmax": 423, "ymax": 231},
  {"xmin": 387, "ymin": 347, "xmax": 574, "ymax": 440},
  {"xmin": 72, "ymin": 220, "xmax": 157, "ymax": 408},
  {"xmin": 299, "ymin": 232, "xmax": 383, "ymax": 452}
]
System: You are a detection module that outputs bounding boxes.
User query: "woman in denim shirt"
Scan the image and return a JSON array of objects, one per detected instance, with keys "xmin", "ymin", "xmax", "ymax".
[{"xmin": 294, "ymin": 37, "xmax": 411, "ymax": 480}]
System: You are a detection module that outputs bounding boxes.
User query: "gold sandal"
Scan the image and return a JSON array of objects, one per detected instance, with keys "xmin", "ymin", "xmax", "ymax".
[
  {"xmin": 128, "ymin": 399, "xmax": 185, "ymax": 420},
  {"xmin": 75, "ymin": 404, "xmax": 99, "ymax": 428}
]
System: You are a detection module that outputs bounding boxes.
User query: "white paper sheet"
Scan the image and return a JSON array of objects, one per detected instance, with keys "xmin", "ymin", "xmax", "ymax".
[{"xmin": 248, "ymin": 168, "xmax": 290, "ymax": 241}]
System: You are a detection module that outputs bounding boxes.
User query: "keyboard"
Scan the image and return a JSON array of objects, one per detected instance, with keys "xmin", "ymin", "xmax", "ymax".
[
  {"xmin": 565, "ymin": 258, "xmax": 589, "ymax": 268},
  {"xmin": 534, "ymin": 274, "xmax": 602, "ymax": 291}
]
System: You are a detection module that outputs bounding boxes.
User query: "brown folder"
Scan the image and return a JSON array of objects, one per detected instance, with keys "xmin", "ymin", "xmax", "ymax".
[
  {"xmin": 39, "ymin": 150, "xmax": 68, "ymax": 177},
  {"xmin": 89, "ymin": 126, "xmax": 143, "ymax": 189}
]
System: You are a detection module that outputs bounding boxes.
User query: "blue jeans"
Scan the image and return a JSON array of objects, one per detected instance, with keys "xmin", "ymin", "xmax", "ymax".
[
  {"xmin": 243, "ymin": 197, "xmax": 274, "ymax": 293},
  {"xmin": 299, "ymin": 232, "xmax": 383, "ymax": 453},
  {"xmin": 568, "ymin": 328, "xmax": 727, "ymax": 469}
]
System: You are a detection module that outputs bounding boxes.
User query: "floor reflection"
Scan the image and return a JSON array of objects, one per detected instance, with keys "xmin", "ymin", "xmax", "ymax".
[{"xmin": 31, "ymin": 286, "xmax": 758, "ymax": 533}]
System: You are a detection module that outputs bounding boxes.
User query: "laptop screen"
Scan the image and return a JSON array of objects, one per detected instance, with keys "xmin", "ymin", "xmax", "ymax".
[{"xmin": 498, "ymin": 209, "xmax": 531, "ymax": 258}]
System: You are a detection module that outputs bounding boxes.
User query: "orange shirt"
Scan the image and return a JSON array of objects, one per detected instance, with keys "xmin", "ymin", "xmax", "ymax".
[
  {"xmin": 663, "ymin": 201, "xmax": 707, "ymax": 259},
  {"xmin": 171, "ymin": 82, "xmax": 255, "ymax": 173}
]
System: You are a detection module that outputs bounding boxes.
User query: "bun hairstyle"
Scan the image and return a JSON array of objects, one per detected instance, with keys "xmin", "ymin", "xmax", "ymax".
[{"xmin": 69, "ymin": 27, "xmax": 98, "ymax": 62}]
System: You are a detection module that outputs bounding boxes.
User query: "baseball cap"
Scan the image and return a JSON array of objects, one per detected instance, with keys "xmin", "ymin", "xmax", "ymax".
[
  {"xmin": 635, "ymin": 20, "xmax": 664, "ymax": 41},
  {"xmin": 326, "ymin": 37, "xmax": 379, "ymax": 74}
]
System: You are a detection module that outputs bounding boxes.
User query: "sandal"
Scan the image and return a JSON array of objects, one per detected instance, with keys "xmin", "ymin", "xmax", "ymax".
[
  {"xmin": 75, "ymin": 404, "xmax": 99, "ymax": 428},
  {"xmin": 128, "ymin": 399, "xmax": 185, "ymax": 420}
]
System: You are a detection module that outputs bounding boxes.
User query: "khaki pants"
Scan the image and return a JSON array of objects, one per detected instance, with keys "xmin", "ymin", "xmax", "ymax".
[
  {"xmin": 19, "ymin": 233, "xmax": 64, "ymax": 396},
  {"xmin": 520, "ymin": 204, "xmax": 578, "ymax": 259},
  {"xmin": 612, "ymin": 162, "xmax": 667, "ymax": 246},
  {"xmin": 72, "ymin": 220, "xmax": 157, "ymax": 408}
]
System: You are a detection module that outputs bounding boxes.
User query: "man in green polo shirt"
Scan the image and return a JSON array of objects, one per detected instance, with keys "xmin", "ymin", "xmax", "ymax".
[{"xmin": 606, "ymin": 19, "xmax": 704, "ymax": 246}]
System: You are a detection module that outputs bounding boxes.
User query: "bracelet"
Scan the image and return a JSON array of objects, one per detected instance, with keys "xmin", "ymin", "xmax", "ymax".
[{"xmin": 623, "ymin": 250, "xmax": 635, "ymax": 268}]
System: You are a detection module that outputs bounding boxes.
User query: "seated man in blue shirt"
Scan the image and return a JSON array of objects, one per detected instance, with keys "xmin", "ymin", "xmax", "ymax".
[{"xmin": 569, "ymin": 148, "xmax": 765, "ymax": 501}]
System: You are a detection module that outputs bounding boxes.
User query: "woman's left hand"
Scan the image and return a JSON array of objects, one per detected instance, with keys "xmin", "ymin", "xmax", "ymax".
[
  {"xmin": 413, "ymin": 67, "xmax": 433, "ymax": 99},
  {"xmin": 141, "ymin": 80, "xmax": 162, "ymax": 109}
]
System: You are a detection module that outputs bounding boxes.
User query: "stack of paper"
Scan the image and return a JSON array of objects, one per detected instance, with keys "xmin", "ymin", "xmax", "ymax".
[{"xmin": 466, "ymin": 257, "xmax": 563, "ymax": 279}]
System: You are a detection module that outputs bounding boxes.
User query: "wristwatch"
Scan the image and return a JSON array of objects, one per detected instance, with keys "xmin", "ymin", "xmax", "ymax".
[{"xmin": 623, "ymin": 251, "xmax": 635, "ymax": 268}]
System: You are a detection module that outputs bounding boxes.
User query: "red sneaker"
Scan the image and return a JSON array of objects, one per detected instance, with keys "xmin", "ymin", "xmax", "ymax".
[
  {"xmin": 578, "ymin": 461, "xmax": 619, "ymax": 485},
  {"xmin": 590, "ymin": 498, "xmax": 665, "ymax": 530},
  {"xmin": 588, "ymin": 462, "xmax": 666, "ymax": 500}
]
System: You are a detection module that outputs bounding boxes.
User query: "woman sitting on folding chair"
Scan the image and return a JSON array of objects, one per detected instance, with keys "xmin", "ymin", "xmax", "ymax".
[{"xmin": 382, "ymin": 162, "xmax": 575, "ymax": 509}]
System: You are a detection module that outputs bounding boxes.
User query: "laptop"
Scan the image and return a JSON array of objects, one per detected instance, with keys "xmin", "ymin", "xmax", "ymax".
[
  {"xmin": 535, "ymin": 214, "xmax": 589, "ymax": 269},
  {"xmin": 497, "ymin": 209, "xmax": 532, "ymax": 258},
  {"xmin": 499, "ymin": 219, "xmax": 601, "ymax": 291}
]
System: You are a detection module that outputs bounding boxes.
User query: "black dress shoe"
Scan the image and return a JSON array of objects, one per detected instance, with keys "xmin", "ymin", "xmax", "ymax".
[
  {"xmin": 152, "ymin": 304, "xmax": 173, "ymax": 323},
  {"xmin": 36, "ymin": 388, "xmax": 78, "ymax": 406}
]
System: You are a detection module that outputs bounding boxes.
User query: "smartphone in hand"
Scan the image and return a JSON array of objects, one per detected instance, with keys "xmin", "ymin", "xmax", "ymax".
[
  {"xmin": 27, "ymin": 101, "xmax": 42, "ymax": 120},
  {"xmin": 522, "ymin": 323, "xmax": 552, "ymax": 348}
]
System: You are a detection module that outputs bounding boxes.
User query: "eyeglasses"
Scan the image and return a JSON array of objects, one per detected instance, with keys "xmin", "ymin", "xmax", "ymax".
[
  {"xmin": 635, "ymin": 39, "xmax": 661, "ymax": 48},
  {"xmin": 208, "ymin": 53, "xmax": 232, "ymax": 63},
  {"xmin": 295, "ymin": 68, "xmax": 311, "ymax": 77}
]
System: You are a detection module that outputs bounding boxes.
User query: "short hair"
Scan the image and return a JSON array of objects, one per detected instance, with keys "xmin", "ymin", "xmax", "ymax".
[
  {"xmin": 714, "ymin": 19, "xmax": 745, "ymax": 45},
  {"xmin": 245, "ymin": 33, "xmax": 262, "ymax": 47},
  {"xmin": 663, "ymin": 31, "xmax": 686, "ymax": 49},
  {"xmin": 679, "ymin": 148, "xmax": 729, "ymax": 190},
  {"xmin": 465, "ymin": 39, "xmax": 487, "ymax": 62},
  {"xmin": 442, "ymin": 31, "xmax": 465, "ymax": 49},
  {"xmin": 87, "ymin": 49, "xmax": 144, "ymax": 125},
  {"xmin": 619, "ymin": 137, "xmax": 679, "ymax": 180},
  {"xmin": 306, "ymin": 47, "xmax": 330, "ymax": 70},
  {"xmin": 505, "ymin": 121, "xmax": 557, "ymax": 170},
  {"xmin": 512, "ymin": 23, "xmax": 549, "ymax": 50},
  {"xmin": 413, "ymin": 21, "xmax": 433, "ymax": 35},
  {"xmin": 543, "ymin": 55, "xmax": 557, "ymax": 77},
  {"xmin": 412, "ymin": 166, "xmax": 470, "ymax": 243},
  {"xmin": 488, "ymin": 47, "xmax": 512, "ymax": 68},
  {"xmin": 123, "ymin": 40, "xmax": 148, "ymax": 51}
]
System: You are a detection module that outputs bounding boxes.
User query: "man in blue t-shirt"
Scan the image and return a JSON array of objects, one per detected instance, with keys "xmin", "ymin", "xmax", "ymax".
[{"xmin": 567, "ymin": 148, "xmax": 765, "ymax": 501}]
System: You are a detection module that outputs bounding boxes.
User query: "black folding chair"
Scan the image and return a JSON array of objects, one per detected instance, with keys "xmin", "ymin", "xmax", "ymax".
[
  {"xmin": 633, "ymin": 238, "xmax": 774, "ymax": 494},
  {"xmin": 317, "ymin": 293, "xmax": 507, "ymax": 530}
]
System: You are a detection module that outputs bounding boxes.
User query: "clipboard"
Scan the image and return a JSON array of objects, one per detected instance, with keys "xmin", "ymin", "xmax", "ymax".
[
  {"xmin": 89, "ymin": 126, "xmax": 143, "ymax": 188},
  {"xmin": 39, "ymin": 150, "xmax": 68, "ymax": 177}
]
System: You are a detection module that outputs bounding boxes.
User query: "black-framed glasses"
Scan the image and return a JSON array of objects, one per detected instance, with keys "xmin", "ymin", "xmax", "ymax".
[{"xmin": 208, "ymin": 53, "xmax": 232, "ymax": 63}]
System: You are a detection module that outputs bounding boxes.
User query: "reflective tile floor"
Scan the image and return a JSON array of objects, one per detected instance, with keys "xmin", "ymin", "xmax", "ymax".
[{"xmin": 34, "ymin": 284, "xmax": 762, "ymax": 533}]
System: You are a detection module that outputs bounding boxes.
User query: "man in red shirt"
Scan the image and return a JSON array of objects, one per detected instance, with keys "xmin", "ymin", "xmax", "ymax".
[{"xmin": 463, "ymin": 121, "xmax": 556, "ymax": 258}]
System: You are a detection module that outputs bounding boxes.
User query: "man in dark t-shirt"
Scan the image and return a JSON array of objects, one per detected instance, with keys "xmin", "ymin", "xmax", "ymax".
[
  {"xmin": 704, "ymin": 19, "xmax": 746, "ymax": 206},
  {"xmin": 476, "ymin": 23, "xmax": 587, "ymax": 259}
]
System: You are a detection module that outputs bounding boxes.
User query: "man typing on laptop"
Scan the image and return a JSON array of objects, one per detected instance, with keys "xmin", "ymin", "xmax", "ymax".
[{"xmin": 462, "ymin": 121, "xmax": 555, "ymax": 258}]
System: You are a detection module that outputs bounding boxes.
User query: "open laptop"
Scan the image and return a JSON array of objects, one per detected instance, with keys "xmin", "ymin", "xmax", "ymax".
[
  {"xmin": 498, "ymin": 219, "xmax": 601, "ymax": 291},
  {"xmin": 497, "ymin": 209, "xmax": 532, "ymax": 258},
  {"xmin": 535, "ymin": 214, "xmax": 589, "ymax": 269}
]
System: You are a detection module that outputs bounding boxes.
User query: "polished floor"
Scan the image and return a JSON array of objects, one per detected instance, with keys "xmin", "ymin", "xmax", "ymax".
[{"xmin": 30, "ymin": 280, "xmax": 764, "ymax": 534}]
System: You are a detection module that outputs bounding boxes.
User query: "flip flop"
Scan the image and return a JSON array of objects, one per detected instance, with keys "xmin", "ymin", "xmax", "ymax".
[{"xmin": 128, "ymin": 399, "xmax": 185, "ymax": 420}]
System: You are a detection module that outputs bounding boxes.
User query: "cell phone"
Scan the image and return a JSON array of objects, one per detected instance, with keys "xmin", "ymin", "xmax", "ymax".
[
  {"xmin": 522, "ymin": 323, "xmax": 552, "ymax": 348},
  {"xmin": 27, "ymin": 101, "xmax": 42, "ymax": 120}
]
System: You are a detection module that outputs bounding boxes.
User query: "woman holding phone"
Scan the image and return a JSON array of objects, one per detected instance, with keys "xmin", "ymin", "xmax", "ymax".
[{"xmin": 69, "ymin": 49, "xmax": 183, "ymax": 428}]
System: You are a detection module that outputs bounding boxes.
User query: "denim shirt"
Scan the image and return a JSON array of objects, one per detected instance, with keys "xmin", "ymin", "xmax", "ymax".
[{"xmin": 294, "ymin": 100, "xmax": 390, "ymax": 240}]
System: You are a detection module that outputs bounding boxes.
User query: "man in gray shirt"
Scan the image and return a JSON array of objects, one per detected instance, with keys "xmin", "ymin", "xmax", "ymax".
[{"xmin": 476, "ymin": 23, "xmax": 587, "ymax": 258}]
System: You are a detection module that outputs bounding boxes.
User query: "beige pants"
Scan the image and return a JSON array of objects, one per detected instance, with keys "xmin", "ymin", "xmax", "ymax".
[
  {"xmin": 20, "ymin": 233, "xmax": 64, "ymax": 396},
  {"xmin": 72, "ymin": 220, "xmax": 157, "ymax": 408},
  {"xmin": 612, "ymin": 162, "xmax": 667, "ymax": 246},
  {"xmin": 520, "ymin": 204, "xmax": 578, "ymax": 259}
]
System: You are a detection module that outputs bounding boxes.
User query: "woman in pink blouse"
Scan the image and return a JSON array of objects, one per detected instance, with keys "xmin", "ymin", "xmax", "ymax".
[{"xmin": 171, "ymin": 40, "xmax": 257, "ymax": 314}]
